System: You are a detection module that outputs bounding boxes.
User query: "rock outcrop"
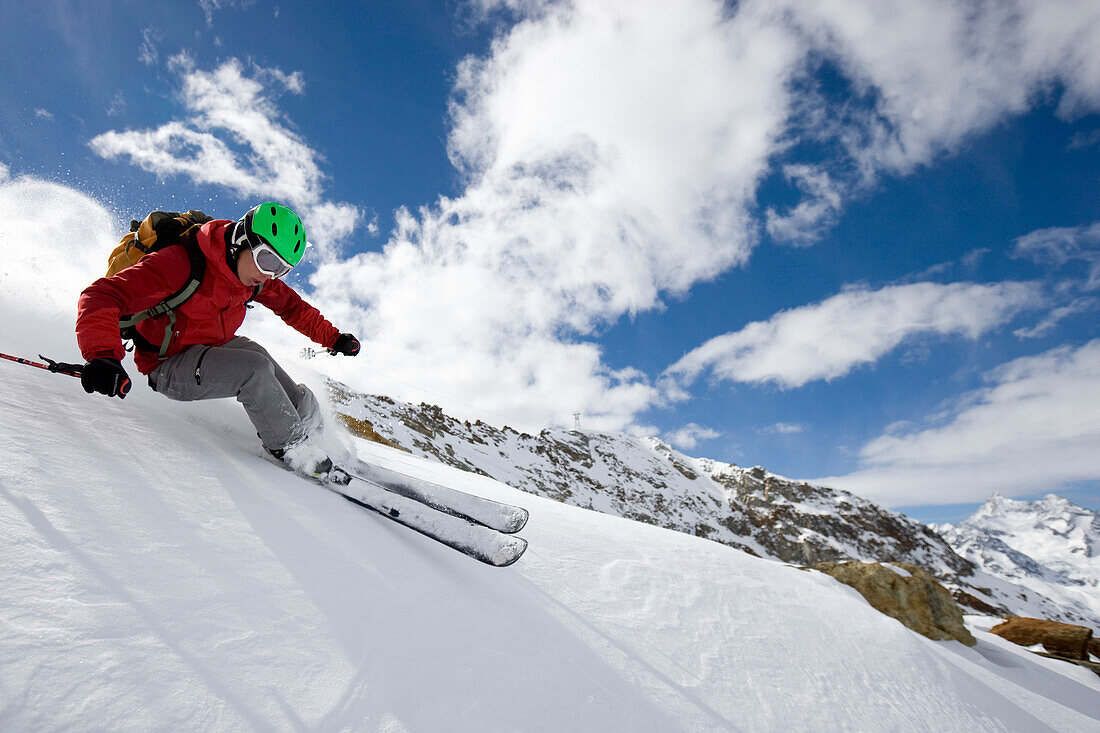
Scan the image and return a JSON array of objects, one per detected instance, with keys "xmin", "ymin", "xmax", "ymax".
[
  {"xmin": 810, "ymin": 561, "xmax": 976, "ymax": 646},
  {"xmin": 990, "ymin": 617, "xmax": 1093, "ymax": 660}
]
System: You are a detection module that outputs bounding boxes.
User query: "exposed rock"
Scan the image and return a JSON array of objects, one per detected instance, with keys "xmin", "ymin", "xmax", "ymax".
[
  {"xmin": 990, "ymin": 617, "xmax": 1092, "ymax": 660},
  {"xmin": 810, "ymin": 561, "xmax": 976, "ymax": 646},
  {"xmin": 707, "ymin": 464, "xmax": 974, "ymax": 578},
  {"xmin": 1091, "ymin": 637, "xmax": 1100, "ymax": 660},
  {"xmin": 333, "ymin": 413, "xmax": 406, "ymax": 452}
]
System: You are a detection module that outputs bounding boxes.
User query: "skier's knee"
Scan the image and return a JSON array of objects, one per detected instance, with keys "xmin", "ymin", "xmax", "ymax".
[
  {"xmin": 234, "ymin": 349, "xmax": 279, "ymax": 390},
  {"xmin": 242, "ymin": 348, "xmax": 276, "ymax": 373}
]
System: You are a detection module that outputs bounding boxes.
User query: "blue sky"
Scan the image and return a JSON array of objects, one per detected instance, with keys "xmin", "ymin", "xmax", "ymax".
[{"xmin": 1, "ymin": 0, "xmax": 1099, "ymax": 523}]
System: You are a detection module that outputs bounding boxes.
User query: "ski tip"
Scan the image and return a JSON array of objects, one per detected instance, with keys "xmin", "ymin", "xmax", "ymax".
[
  {"xmin": 508, "ymin": 509, "xmax": 530, "ymax": 534},
  {"xmin": 488, "ymin": 536, "xmax": 528, "ymax": 568}
]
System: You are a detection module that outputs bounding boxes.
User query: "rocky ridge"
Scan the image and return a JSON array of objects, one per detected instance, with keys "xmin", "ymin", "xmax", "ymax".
[{"xmin": 326, "ymin": 379, "xmax": 1094, "ymax": 625}]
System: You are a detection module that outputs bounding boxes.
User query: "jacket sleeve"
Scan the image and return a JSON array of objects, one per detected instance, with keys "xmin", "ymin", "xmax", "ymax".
[
  {"xmin": 255, "ymin": 280, "xmax": 341, "ymax": 348},
  {"xmin": 76, "ymin": 248, "xmax": 192, "ymax": 362}
]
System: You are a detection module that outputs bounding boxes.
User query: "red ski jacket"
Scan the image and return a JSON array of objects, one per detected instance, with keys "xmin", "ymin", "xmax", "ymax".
[{"xmin": 77, "ymin": 219, "xmax": 340, "ymax": 375}]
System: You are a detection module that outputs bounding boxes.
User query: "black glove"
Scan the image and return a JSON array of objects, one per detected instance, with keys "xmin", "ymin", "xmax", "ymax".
[
  {"xmin": 153, "ymin": 215, "xmax": 187, "ymax": 242},
  {"xmin": 328, "ymin": 333, "xmax": 361, "ymax": 356},
  {"xmin": 81, "ymin": 358, "xmax": 132, "ymax": 399}
]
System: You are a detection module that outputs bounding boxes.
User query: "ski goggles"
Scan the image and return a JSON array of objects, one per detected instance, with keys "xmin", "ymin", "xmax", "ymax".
[
  {"xmin": 249, "ymin": 241, "xmax": 294, "ymax": 278},
  {"xmin": 231, "ymin": 220, "xmax": 295, "ymax": 278}
]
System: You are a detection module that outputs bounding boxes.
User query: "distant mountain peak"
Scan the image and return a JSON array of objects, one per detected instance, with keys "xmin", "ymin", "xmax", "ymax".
[{"xmin": 940, "ymin": 492, "xmax": 1100, "ymax": 627}]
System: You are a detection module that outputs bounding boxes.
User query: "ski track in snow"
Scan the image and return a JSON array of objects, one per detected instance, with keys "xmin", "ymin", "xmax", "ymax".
[{"xmin": 2, "ymin": 363, "xmax": 1100, "ymax": 731}]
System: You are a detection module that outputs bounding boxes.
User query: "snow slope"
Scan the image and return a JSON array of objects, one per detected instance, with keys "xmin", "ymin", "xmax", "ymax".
[{"xmin": 2, "ymin": 363, "xmax": 1100, "ymax": 732}]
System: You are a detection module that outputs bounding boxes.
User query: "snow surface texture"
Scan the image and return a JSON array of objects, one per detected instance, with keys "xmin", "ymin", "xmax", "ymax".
[
  {"xmin": 2, "ymin": 363, "xmax": 1100, "ymax": 731},
  {"xmin": 937, "ymin": 494, "xmax": 1100, "ymax": 629}
]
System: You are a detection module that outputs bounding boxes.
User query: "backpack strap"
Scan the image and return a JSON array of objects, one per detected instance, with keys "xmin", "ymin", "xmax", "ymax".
[{"xmin": 119, "ymin": 242, "xmax": 207, "ymax": 360}]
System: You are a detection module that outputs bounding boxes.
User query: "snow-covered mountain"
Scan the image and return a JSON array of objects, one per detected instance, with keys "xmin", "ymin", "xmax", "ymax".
[
  {"xmin": 935, "ymin": 494, "xmax": 1100, "ymax": 629},
  {"xmin": 327, "ymin": 380, "xmax": 1099, "ymax": 628},
  {"xmin": 3, "ymin": 362, "xmax": 1100, "ymax": 730},
  {"xmin": 328, "ymin": 385, "xmax": 962, "ymax": 567}
]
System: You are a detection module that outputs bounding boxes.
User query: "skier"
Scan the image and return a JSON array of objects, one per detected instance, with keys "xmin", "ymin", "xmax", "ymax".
[{"xmin": 75, "ymin": 202, "xmax": 360, "ymax": 481}]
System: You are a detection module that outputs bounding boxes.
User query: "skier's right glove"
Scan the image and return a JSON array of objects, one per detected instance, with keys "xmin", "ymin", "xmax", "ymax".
[
  {"xmin": 329, "ymin": 333, "xmax": 361, "ymax": 357},
  {"xmin": 81, "ymin": 358, "xmax": 132, "ymax": 399}
]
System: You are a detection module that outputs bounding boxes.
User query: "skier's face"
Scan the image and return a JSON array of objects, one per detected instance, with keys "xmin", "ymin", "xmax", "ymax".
[{"xmin": 235, "ymin": 249, "xmax": 273, "ymax": 288}]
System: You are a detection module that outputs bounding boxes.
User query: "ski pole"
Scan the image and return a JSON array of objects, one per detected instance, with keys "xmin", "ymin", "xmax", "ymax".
[
  {"xmin": 2, "ymin": 352, "xmax": 132, "ymax": 398},
  {"xmin": 0, "ymin": 352, "xmax": 85, "ymax": 378}
]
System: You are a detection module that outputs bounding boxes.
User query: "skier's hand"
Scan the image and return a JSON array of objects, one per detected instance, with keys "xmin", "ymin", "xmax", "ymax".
[
  {"xmin": 81, "ymin": 358, "xmax": 132, "ymax": 399},
  {"xmin": 329, "ymin": 333, "xmax": 361, "ymax": 357},
  {"xmin": 152, "ymin": 215, "xmax": 187, "ymax": 242}
]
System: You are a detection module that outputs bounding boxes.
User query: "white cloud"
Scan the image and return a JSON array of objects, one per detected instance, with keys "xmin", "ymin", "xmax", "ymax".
[
  {"xmin": 752, "ymin": 0, "xmax": 1100, "ymax": 234},
  {"xmin": 818, "ymin": 339, "xmax": 1100, "ymax": 506},
  {"xmin": 34, "ymin": 109, "xmax": 54, "ymax": 120},
  {"xmin": 139, "ymin": 27, "xmax": 162, "ymax": 66},
  {"xmin": 666, "ymin": 282, "xmax": 1043, "ymax": 389},
  {"xmin": 106, "ymin": 91, "xmax": 126, "ymax": 118},
  {"xmin": 88, "ymin": 58, "xmax": 360, "ymax": 254},
  {"xmin": 765, "ymin": 165, "xmax": 843, "ymax": 246},
  {"xmin": 1013, "ymin": 222, "xmax": 1100, "ymax": 289},
  {"xmin": 666, "ymin": 423, "xmax": 721, "ymax": 451},
  {"xmin": 775, "ymin": 0, "xmax": 1100, "ymax": 176},
  {"xmin": 961, "ymin": 248, "xmax": 991, "ymax": 271},
  {"xmin": 465, "ymin": 0, "xmax": 554, "ymax": 17},
  {"xmin": 306, "ymin": 202, "xmax": 362, "ymax": 244},
  {"xmin": 445, "ymin": 0, "xmax": 795, "ymax": 298},
  {"xmin": 1007, "ymin": 222, "xmax": 1100, "ymax": 338},
  {"xmin": 759, "ymin": 422, "xmax": 805, "ymax": 435},
  {"xmin": 198, "ymin": 0, "xmax": 259, "ymax": 26},
  {"xmin": 1014, "ymin": 297, "xmax": 1100, "ymax": 339},
  {"xmin": 1069, "ymin": 129, "xmax": 1100, "ymax": 149},
  {"xmin": 306, "ymin": 0, "xmax": 801, "ymax": 429}
]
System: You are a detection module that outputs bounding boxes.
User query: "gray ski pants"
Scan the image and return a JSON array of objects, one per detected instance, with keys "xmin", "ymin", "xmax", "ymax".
[{"xmin": 147, "ymin": 336, "xmax": 321, "ymax": 452}]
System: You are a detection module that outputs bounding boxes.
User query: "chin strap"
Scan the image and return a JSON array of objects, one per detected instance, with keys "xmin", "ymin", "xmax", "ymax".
[{"xmin": 226, "ymin": 220, "xmax": 249, "ymax": 263}]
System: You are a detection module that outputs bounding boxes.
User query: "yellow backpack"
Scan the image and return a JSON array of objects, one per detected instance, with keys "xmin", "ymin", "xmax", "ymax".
[
  {"xmin": 106, "ymin": 210, "xmax": 213, "ymax": 277},
  {"xmin": 107, "ymin": 210, "xmax": 212, "ymax": 358}
]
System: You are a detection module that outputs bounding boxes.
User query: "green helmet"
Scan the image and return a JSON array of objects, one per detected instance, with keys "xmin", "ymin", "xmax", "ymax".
[{"xmin": 240, "ymin": 202, "xmax": 307, "ymax": 268}]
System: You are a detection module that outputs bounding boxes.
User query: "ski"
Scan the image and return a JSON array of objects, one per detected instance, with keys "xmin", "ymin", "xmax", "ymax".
[
  {"xmin": 264, "ymin": 453, "xmax": 528, "ymax": 566},
  {"xmin": 330, "ymin": 476, "xmax": 528, "ymax": 567},
  {"xmin": 347, "ymin": 460, "xmax": 530, "ymax": 534}
]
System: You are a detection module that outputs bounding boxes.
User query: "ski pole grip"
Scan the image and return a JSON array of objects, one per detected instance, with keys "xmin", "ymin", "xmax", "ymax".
[{"xmin": 39, "ymin": 355, "xmax": 85, "ymax": 378}]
